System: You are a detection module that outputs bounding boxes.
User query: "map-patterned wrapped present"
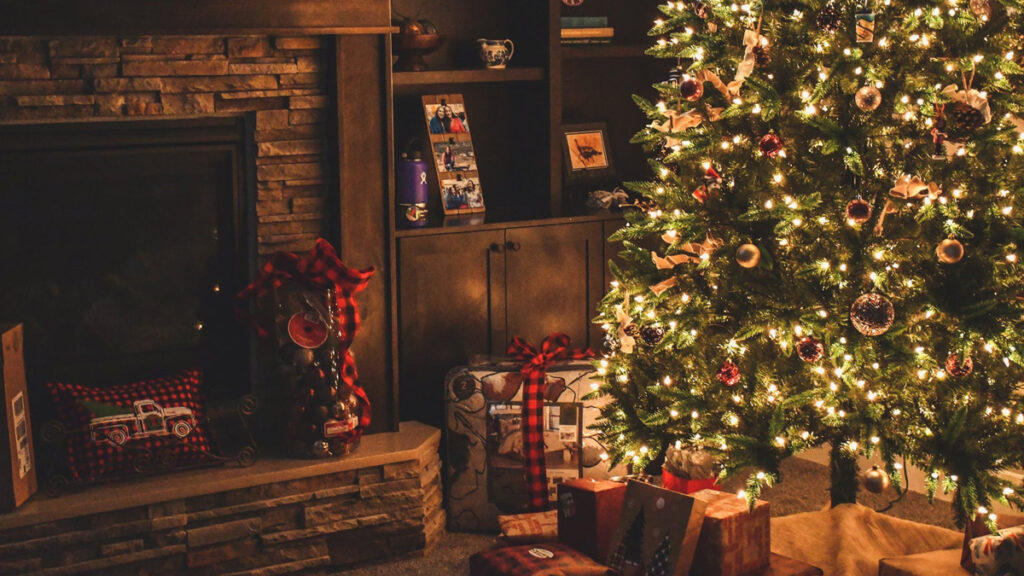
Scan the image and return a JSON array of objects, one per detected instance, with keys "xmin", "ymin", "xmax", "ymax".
[
  {"xmin": 690, "ymin": 488, "xmax": 771, "ymax": 576},
  {"xmin": 445, "ymin": 360, "xmax": 626, "ymax": 532}
]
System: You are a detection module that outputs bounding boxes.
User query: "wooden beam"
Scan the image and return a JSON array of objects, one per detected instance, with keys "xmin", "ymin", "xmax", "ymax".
[
  {"xmin": 334, "ymin": 35, "xmax": 396, "ymax": 433},
  {"xmin": 1, "ymin": 0, "xmax": 390, "ymax": 36}
]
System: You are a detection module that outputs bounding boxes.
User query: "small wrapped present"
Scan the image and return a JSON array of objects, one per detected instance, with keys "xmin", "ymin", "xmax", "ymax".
[
  {"xmin": 558, "ymin": 478, "xmax": 626, "ymax": 562},
  {"xmin": 470, "ymin": 543, "xmax": 610, "ymax": 576},
  {"xmin": 969, "ymin": 526, "xmax": 1024, "ymax": 576},
  {"xmin": 962, "ymin": 512, "xmax": 1024, "ymax": 572},
  {"xmin": 662, "ymin": 445, "xmax": 718, "ymax": 494},
  {"xmin": 498, "ymin": 510, "xmax": 559, "ymax": 545},
  {"xmin": 690, "ymin": 488, "xmax": 771, "ymax": 576}
]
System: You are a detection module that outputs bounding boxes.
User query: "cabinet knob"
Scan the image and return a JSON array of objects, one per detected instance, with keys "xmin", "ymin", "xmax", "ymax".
[
  {"xmin": 506, "ymin": 241, "xmax": 522, "ymax": 252},
  {"xmin": 490, "ymin": 242, "xmax": 505, "ymax": 253}
]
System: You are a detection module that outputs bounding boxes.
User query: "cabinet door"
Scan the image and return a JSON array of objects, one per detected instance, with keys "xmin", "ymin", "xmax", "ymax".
[
  {"xmin": 505, "ymin": 222, "xmax": 605, "ymax": 350},
  {"xmin": 398, "ymin": 230, "xmax": 506, "ymax": 426}
]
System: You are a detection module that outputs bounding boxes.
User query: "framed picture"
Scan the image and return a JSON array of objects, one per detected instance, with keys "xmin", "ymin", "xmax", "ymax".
[
  {"xmin": 562, "ymin": 122, "xmax": 615, "ymax": 184},
  {"xmin": 422, "ymin": 94, "xmax": 485, "ymax": 216}
]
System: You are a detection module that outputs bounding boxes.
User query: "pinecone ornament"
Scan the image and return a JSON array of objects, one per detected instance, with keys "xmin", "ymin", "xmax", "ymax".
[
  {"xmin": 944, "ymin": 102, "xmax": 985, "ymax": 138},
  {"xmin": 640, "ymin": 325, "xmax": 665, "ymax": 346},
  {"xmin": 752, "ymin": 44, "xmax": 771, "ymax": 67},
  {"xmin": 816, "ymin": 1, "xmax": 842, "ymax": 32}
]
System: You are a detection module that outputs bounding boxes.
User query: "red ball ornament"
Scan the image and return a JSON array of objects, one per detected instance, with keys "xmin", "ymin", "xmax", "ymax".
[
  {"xmin": 758, "ymin": 133, "xmax": 783, "ymax": 158},
  {"xmin": 945, "ymin": 354, "xmax": 974, "ymax": 377},
  {"xmin": 679, "ymin": 77, "xmax": 705, "ymax": 102},
  {"xmin": 797, "ymin": 337, "xmax": 825, "ymax": 363},
  {"xmin": 716, "ymin": 360, "xmax": 741, "ymax": 387}
]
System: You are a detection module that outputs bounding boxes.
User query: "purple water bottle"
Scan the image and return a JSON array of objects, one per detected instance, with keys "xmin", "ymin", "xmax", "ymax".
[{"xmin": 396, "ymin": 147, "xmax": 429, "ymax": 227}]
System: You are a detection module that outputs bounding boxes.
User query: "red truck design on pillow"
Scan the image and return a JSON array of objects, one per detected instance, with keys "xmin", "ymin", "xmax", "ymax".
[{"xmin": 89, "ymin": 400, "xmax": 197, "ymax": 447}]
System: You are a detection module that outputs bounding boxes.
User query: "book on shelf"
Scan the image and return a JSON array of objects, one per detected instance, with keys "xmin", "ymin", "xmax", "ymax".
[
  {"xmin": 560, "ymin": 27, "xmax": 614, "ymax": 39},
  {"xmin": 560, "ymin": 16, "xmax": 609, "ymax": 29},
  {"xmin": 561, "ymin": 38, "xmax": 614, "ymax": 46}
]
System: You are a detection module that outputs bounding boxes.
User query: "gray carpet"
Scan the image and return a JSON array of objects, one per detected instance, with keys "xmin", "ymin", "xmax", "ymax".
[{"xmin": 334, "ymin": 457, "xmax": 958, "ymax": 575}]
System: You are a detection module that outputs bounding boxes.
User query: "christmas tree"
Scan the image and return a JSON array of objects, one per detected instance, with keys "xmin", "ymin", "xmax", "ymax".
[{"xmin": 593, "ymin": 0, "xmax": 1024, "ymax": 524}]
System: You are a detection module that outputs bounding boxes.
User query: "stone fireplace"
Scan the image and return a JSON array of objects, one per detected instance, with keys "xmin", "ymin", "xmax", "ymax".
[
  {"xmin": 0, "ymin": 34, "xmax": 338, "ymax": 419},
  {"xmin": 0, "ymin": 21, "xmax": 435, "ymax": 574}
]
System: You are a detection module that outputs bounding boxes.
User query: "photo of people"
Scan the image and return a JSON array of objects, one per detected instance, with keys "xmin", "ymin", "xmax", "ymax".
[
  {"xmin": 565, "ymin": 129, "xmax": 610, "ymax": 171},
  {"xmin": 441, "ymin": 175, "xmax": 484, "ymax": 212},
  {"xmin": 433, "ymin": 138, "xmax": 477, "ymax": 173},
  {"xmin": 426, "ymin": 99, "xmax": 470, "ymax": 134},
  {"xmin": 423, "ymin": 95, "xmax": 485, "ymax": 215}
]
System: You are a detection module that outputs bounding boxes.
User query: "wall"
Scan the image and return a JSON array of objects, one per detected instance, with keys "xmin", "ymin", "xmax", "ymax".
[{"xmin": 0, "ymin": 34, "xmax": 335, "ymax": 257}]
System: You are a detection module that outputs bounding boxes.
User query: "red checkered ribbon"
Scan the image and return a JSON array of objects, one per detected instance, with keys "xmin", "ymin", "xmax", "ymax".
[
  {"xmin": 507, "ymin": 333, "xmax": 594, "ymax": 510},
  {"xmin": 237, "ymin": 238, "xmax": 375, "ymax": 429}
]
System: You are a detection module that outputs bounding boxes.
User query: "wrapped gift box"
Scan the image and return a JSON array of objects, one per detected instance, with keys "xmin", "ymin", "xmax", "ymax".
[
  {"xmin": 498, "ymin": 510, "xmax": 559, "ymax": 545},
  {"xmin": 470, "ymin": 543, "xmax": 609, "ymax": 576},
  {"xmin": 662, "ymin": 445, "xmax": 718, "ymax": 495},
  {"xmin": 969, "ymin": 525, "xmax": 1024, "ymax": 576},
  {"xmin": 558, "ymin": 478, "xmax": 626, "ymax": 562},
  {"xmin": 690, "ymin": 488, "xmax": 771, "ymax": 576},
  {"xmin": 445, "ymin": 361, "xmax": 626, "ymax": 532},
  {"xmin": 607, "ymin": 480, "xmax": 707, "ymax": 576}
]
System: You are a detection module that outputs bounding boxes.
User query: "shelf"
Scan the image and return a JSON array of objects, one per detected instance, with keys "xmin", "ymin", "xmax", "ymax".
[
  {"xmin": 562, "ymin": 44, "xmax": 649, "ymax": 60},
  {"xmin": 393, "ymin": 67, "xmax": 547, "ymax": 86}
]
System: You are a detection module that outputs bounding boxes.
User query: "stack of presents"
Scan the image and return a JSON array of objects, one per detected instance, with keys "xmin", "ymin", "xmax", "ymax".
[
  {"xmin": 444, "ymin": 357, "xmax": 821, "ymax": 576},
  {"xmin": 445, "ymin": 354, "xmax": 1024, "ymax": 576}
]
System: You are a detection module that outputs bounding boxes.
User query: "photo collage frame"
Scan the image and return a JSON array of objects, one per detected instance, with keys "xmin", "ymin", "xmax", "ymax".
[{"xmin": 421, "ymin": 94, "xmax": 485, "ymax": 216}]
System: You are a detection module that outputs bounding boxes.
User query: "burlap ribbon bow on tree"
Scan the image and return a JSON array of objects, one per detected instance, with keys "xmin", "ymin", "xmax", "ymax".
[{"xmin": 507, "ymin": 333, "xmax": 594, "ymax": 510}]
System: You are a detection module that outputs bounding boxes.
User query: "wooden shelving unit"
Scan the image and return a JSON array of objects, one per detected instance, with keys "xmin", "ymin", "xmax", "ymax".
[{"xmin": 387, "ymin": 0, "xmax": 662, "ymax": 426}]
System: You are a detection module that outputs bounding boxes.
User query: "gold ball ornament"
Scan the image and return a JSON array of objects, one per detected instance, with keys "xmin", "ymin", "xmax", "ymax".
[
  {"xmin": 736, "ymin": 244, "xmax": 762, "ymax": 268},
  {"xmin": 850, "ymin": 293, "xmax": 895, "ymax": 336},
  {"xmin": 845, "ymin": 198, "xmax": 873, "ymax": 225},
  {"xmin": 855, "ymin": 85, "xmax": 882, "ymax": 112},
  {"xmin": 969, "ymin": 0, "xmax": 991, "ymax": 18},
  {"xmin": 863, "ymin": 466, "xmax": 890, "ymax": 494},
  {"xmin": 797, "ymin": 337, "xmax": 825, "ymax": 363},
  {"xmin": 679, "ymin": 77, "xmax": 704, "ymax": 102},
  {"xmin": 937, "ymin": 239, "xmax": 965, "ymax": 264}
]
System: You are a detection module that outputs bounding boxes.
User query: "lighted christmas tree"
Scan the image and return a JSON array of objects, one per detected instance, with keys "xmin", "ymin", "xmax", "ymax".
[{"xmin": 593, "ymin": 0, "xmax": 1024, "ymax": 524}]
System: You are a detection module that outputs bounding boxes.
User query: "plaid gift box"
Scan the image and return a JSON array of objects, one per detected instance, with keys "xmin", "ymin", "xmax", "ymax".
[
  {"xmin": 445, "ymin": 359, "xmax": 627, "ymax": 532},
  {"xmin": 470, "ymin": 543, "xmax": 610, "ymax": 576},
  {"xmin": 690, "ymin": 488, "xmax": 771, "ymax": 576}
]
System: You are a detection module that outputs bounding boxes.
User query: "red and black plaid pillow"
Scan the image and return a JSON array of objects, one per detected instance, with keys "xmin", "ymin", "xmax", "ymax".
[{"xmin": 46, "ymin": 369, "xmax": 213, "ymax": 482}]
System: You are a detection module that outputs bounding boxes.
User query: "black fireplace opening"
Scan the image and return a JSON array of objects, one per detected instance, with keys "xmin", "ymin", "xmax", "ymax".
[{"xmin": 0, "ymin": 118, "xmax": 256, "ymax": 422}]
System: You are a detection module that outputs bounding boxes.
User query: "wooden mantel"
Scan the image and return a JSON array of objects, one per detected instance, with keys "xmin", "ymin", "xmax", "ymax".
[{"xmin": 1, "ymin": 0, "xmax": 392, "ymax": 36}]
